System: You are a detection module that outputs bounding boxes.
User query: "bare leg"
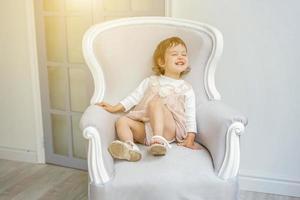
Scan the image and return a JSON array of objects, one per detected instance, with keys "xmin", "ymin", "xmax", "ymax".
[
  {"xmin": 115, "ymin": 116, "xmax": 146, "ymax": 144},
  {"xmin": 109, "ymin": 116, "xmax": 146, "ymax": 161},
  {"xmin": 147, "ymin": 97, "xmax": 176, "ymax": 144},
  {"xmin": 148, "ymin": 96, "xmax": 164, "ymax": 136}
]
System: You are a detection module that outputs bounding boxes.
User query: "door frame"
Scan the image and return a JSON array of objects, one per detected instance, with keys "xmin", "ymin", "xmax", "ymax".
[{"xmin": 27, "ymin": 0, "xmax": 45, "ymax": 164}]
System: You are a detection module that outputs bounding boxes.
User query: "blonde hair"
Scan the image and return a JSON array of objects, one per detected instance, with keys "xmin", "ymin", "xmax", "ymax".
[{"xmin": 152, "ymin": 36, "xmax": 191, "ymax": 76}]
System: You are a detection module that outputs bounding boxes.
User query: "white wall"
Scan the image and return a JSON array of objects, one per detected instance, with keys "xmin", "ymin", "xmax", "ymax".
[
  {"xmin": 0, "ymin": 0, "xmax": 44, "ymax": 163},
  {"xmin": 171, "ymin": 0, "xmax": 300, "ymax": 197}
]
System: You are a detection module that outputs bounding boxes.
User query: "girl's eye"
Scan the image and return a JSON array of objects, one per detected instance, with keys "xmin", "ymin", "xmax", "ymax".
[{"xmin": 171, "ymin": 53, "xmax": 177, "ymax": 56}]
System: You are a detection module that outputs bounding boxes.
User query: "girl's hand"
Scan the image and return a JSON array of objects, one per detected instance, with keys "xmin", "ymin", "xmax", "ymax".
[
  {"xmin": 95, "ymin": 101, "xmax": 119, "ymax": 113},
  {"xmin": 177, "ymin": 133, "xmax": 204, "ymax": 150}
]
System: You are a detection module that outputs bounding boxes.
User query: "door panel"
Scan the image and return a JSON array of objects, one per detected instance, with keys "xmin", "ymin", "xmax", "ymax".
[
  {"xmin": 104, "ymin": 0, "xmax": 131, "ymax": 11},
  {"xmin": 51, "ymin": 114, "xmax": 69, "ymax": 156},
  {"xmin": 66, "ymin": 16, "xmax": 92, "ymax": 63},
  {"xmin": 38, "ymin": 0, "xmax": 166, "ymax": 170},
  {"xmin": 44, "ymin": 17, "xmax": 66, "ymax": 62},
  {"xmin": 48, "ymin": 67, "xmax": 68, "ymax": 110},
  {"xmin": 43, "ymin": 0, "xmax": 63, "ymax": 12}
]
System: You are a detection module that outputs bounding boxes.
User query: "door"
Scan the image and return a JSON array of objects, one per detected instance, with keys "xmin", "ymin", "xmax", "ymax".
[{"xmin": 35, "ymin": 0, "xmax": 166, "ymax": 170}]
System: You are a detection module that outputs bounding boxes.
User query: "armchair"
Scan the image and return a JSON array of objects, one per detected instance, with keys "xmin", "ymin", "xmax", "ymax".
[{"xmin": 80, "ymin": 17, "xmax": 247, "ymax": 200}]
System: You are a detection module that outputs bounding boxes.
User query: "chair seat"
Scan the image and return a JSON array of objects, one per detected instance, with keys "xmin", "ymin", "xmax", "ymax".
[{"xmin": 90, "ymin": 143, "xmax": 238, "ymax": 200}]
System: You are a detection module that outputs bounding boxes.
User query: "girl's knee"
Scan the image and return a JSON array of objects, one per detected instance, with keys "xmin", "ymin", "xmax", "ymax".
[
  {"xmin": 148, "ymin": 98, "xmax": 162, "ymax": 110},
  {"xmin": 115, "ymin": 116, "xmax": 129, "ymax": 127}
]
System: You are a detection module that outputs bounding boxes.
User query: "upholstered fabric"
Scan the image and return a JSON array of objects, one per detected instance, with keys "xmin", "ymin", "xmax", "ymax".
[
  {"xmin": 196, "ymin": 100, "xmax": 248, "ymax": 174},
  {"xmin": 89, "ymin": 144, "xmax": 239, "ymax": 200}
]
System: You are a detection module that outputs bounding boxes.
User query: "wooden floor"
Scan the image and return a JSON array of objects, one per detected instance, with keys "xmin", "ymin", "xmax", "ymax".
[
  {"xmin": 0, "ymin": 159, "xmax": 299, "ymax": 200},
  {"xmin": 0, "ymin": 159, "xmax": 87, "ymax": 200}
]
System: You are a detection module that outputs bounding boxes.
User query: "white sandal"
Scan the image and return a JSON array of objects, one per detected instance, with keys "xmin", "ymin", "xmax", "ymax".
[
  {"xmin": 108, "ymin": 140, "xmax": 142, "ymax": 161},
  {"xmin": 149, "ymin": 135, "xmax": 172, "ymax": 156}
]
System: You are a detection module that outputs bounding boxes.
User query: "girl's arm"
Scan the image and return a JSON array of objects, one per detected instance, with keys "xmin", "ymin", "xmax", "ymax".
[
  {"xmin": 184, "ymin": 88, "xmax": 197, "ymax": 133},
  {"xmin": 177, "ymin": 132, "xmax": 203, "ymax": 150},
  {"xmin": 178, "ymin": 88, "xmax": 203, "ymax": 150}
]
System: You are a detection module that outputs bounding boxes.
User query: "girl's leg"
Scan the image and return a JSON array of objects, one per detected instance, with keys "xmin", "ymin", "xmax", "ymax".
[
  {"xmin": 110, "ymin": 116, "xmax": 145, "ymax": 161},
  {"xmin": 147, "ymin": 97, "xmax": 176, "ymax": 143},
  {"xmin": 115, "ymin": 116, "xmax": 146, "ymax": 144}
]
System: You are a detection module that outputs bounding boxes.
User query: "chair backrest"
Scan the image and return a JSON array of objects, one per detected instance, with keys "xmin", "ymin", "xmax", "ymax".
[{"xmin": 83, "ymin": 17, "xmax": 223, "ymax": 107}]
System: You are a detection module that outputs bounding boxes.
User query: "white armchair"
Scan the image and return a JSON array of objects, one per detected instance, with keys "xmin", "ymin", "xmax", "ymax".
[{"xmin": 80, "ymin": 17, "xmax": 247, "ymax": 200}]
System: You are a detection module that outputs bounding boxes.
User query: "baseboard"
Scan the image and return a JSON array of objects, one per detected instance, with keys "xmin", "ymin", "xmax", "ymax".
[
  {"xmin": 0, "ymin": 146, "xmax": 37, "ymax": 163},
  {"xmin": 239, "ymin": 171, "xmax": 300, "ymax": 197}
]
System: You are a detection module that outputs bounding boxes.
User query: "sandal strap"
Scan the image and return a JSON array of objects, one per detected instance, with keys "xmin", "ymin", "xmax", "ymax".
[
  {"xmin": 125, "ymin": 141, "xmax": 141, "ymax": 152},
  {"xmin": 151, "ymin": 135, "xmax": 172, "ymax": 149}
]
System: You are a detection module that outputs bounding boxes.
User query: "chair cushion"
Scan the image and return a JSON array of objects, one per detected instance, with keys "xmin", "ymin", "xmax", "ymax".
[{"xmin": 90, "ymin": 143, "xmax": 238, "ymax": 200}]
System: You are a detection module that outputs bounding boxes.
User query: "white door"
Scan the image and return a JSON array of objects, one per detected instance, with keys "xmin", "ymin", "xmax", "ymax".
[{"xmin": 35, "ymin": 0, "xmax": 166, "ymax": 170}]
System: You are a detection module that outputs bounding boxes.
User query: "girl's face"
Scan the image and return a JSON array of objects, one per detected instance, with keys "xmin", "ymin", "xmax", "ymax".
[{"xmin": 159, "ymin": 44, "xmax": 189, "ymax": 78}]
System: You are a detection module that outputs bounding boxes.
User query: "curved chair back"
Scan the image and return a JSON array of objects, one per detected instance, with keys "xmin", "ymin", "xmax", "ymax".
[{"xmin": 82, "ymin": 17, "xmax": 223, "ymax": 107}]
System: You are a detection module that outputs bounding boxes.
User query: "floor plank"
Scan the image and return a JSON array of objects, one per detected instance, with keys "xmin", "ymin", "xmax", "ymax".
[
  {"xmin": 240, "ymin": 190, "xmax": 300, "ymax": 200},
  {"xmin": 0, "ymin": 159, "xmax": 299, "ymax": 200},
  {"xmin": 37, "ymin": 170, "xmax": 88, "ymax": 200}
]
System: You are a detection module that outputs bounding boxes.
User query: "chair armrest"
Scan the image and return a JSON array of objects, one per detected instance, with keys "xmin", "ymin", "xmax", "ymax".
[
  {"xmin": 196, "ymin": 100, "xmax": 248, "ymax": 180},
  {"xmin": 80, "ymin": 104, "xmax": 120, "ymax": 185}
]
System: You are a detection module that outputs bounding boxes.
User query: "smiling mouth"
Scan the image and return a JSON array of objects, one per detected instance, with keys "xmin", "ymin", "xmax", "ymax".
[{"xmin": 175, "ymin": 61, "xmax": 185, "ymax": 66}]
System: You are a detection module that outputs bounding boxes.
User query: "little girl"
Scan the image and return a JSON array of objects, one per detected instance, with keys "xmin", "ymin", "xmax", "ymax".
[{"xmin": 97, "ymin": 36, "xmax": 202, "ymax": 162}]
